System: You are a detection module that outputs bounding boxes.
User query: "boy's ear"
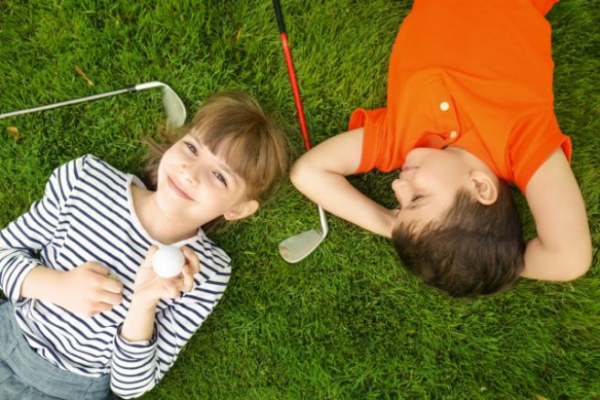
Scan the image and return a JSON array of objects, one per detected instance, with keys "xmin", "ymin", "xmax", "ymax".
[
  {"xmin": 223, "ymin": 200, "xmax": 259, "ymax": 221},
  {"xmin": 469, "ymin": 171, "xmax": 498, "ymax": 205}
]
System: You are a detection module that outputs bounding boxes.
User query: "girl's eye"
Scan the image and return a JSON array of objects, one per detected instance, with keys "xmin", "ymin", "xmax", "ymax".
[
  {"xmin": 214, "ymin": 172, "xmax": 228, "ymax": 187},
  {"xmin": 185, "ymin": 142, "xmax": 198, "ymax": 155},
  {"xmin": 411, "ymin": 195, "xmax": 422, "ymax": 202}
]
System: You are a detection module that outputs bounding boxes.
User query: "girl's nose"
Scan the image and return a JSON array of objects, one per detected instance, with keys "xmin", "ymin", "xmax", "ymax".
[{"xmin": 181, "ymin": 164, "xmax": 199, "ymax": 186}]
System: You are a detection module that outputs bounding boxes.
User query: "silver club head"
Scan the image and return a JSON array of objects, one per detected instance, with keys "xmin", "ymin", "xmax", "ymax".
[
  {"xmin": 135, "ymin": 82, "xmax": 187, "ymax": 129},
  {"xmin": 279, "ymin": 229, "xmax": 325, "ymax": 263},
  {"xmin": 161, "ymin": 86, "xmax": 187, "ymax": 129},
  {"xmin": 279, "ymin": 205, "xmax": 328, "ymax": 263}
]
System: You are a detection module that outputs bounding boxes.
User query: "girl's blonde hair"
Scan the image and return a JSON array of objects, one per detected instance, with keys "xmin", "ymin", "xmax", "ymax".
[{"xmin": 144, "ymin": 91, "xmax": 289, "ymax": 230}]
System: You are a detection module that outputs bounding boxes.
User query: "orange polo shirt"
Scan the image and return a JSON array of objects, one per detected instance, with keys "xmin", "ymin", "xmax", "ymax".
[{"xmin": 349, "ymin": 0, "xmax": 571, "ymax": 194}]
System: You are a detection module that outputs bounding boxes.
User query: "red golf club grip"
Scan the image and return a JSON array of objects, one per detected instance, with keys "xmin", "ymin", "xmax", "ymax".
[
  {"xmin": 279, "ymin": 32, "xmax": 311, "ymax": 150},
  {"xmin": 273, "ymin": 0, "xmax": 311, "ymax": 150}
]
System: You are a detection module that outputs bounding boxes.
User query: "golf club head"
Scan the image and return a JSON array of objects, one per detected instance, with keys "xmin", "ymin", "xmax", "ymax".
[
  {"xmin": 162, "ymin": 86, "xmax": 187, "ymax": 129},
  {"xmin": 135, "ymin": 82, "xmax": 187, "ymax": 129},
  {"xmin": 279, "ymin": 228, "xmax": 326, "ymax": 263},
  {"xmin": 279, "ymin": 205, "xmax": 329, "ymax": 263}
]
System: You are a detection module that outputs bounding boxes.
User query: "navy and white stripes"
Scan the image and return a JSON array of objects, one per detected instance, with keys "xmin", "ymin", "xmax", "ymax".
[{"xmin": 0, "ymin": 155, "xmax": 231, "ymax": 398}]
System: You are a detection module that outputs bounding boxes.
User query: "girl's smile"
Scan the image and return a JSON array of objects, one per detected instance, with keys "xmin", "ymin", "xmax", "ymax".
[{"xmin": 167, "ymin": 176, "xmax": 194, "ymax": 201}]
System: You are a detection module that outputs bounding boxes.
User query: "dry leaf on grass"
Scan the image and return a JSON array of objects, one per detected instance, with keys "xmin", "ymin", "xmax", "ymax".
[
  {"xmin": 535, "ymin": 395, "xmax": 550, "ymax": 400},
  {"xmin": 75, "ymin": 65, "xmax": 95, "ymax": 86},
  {"xmin": 6, "ymin": 126, "xmax": 20, "ymax": 141}
]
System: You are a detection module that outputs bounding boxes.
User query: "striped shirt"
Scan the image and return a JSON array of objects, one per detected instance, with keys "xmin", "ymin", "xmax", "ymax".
[{"xmin": 0, "ymin": 155, "xmax": 231, "ymax": 399}]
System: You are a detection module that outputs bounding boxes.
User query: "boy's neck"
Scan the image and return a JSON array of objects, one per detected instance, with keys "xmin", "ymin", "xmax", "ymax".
[{"xmin": 130, "ymin": 184, "xmax": 199, "ymax": 245}]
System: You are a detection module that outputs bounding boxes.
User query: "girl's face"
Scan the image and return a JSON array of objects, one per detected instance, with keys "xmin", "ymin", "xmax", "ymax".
[{"xmin": 155, "ymin": 134, "xmax": 255, "ymax": 227}]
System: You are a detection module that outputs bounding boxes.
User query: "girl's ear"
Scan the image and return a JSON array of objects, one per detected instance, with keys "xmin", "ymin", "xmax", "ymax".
[
  {"xmin": 223, "ymin": 200, "xmax": 259, "ymax": 221},
  {"xmin": 469, "ymin": 171, "xmax": 498, "ymax": 205}
]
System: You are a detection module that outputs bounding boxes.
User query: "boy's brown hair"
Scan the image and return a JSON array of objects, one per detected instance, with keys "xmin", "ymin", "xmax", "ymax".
[
  {"xmin": 392, "ymin": 181, "xmax": 525, "ymax": 297},
  {"xmin": 144, "ymin": 91, "xmax": 289, "ymax": 230}
]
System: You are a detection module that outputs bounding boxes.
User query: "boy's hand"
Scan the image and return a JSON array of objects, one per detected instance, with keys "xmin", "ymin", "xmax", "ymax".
[
  {"xmin": 58, "ymin": 262, "xmax": 124, "ymax": 317},
  {"xmin": 132, "ymin": 246, "xmax": 200, "ymax": 306},
  {"xmin": 291, "ymin": 128, "xmax": 396, "ymax": 237}
]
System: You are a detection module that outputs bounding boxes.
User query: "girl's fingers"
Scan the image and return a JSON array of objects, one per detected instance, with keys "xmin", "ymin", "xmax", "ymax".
[
  {"xmin": 101, "ymin": 276, "xmax": 124, "ymax": 293},
  {"xmin": 169, "ymin": 266, "xmax": 193, "ymax": 294},
  {"xmin": 94, "ymin": 302, "xmax": 114, "ymax": 314},
  {"xmin": 181, "ymin": 264, "xmax": 194, "ymax": 292},
  {"xmin": 159, "ymin": 253, "xmax": 195, "ymax": 299},
  {"xmin": 161, "ymin": 276, "xmax": 185, "ymax": 299},
  {"xmin": 98, "ymin": 291, "xmax": 123, "ymax": 306},
  {"xmin": 86, "ymin": 262, "xmax": 110, "ymax": 275},
  {"xmin": 181, "ymin": 247, "xmax": 200, "ymax": 275},
  {"xmin": 142, "ymin": 245, "xmax": 159, "ymax": 269},
  {"xmin": 164, "ymin": 281, "xmax": 182, "ymax": 299}
]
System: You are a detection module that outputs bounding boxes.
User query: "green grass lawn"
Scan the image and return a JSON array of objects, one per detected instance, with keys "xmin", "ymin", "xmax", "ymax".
[{"xmin": 1, "ymin": 0, "xmax": 599, "ymax": 398}]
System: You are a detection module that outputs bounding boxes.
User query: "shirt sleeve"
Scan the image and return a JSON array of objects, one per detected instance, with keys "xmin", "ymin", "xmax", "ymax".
[
  {"xmin": 0, "ymin": 155, "xmax": 88, "ymax": 305},
  {"xmin": 348, "ymin": 107, "xmax": 389, "ymax": 174},
  {"xmin": 509, "ymin": 109, "xmax": 572, "ymax": 194},
  {"xmin": 110, "ymin": 249, "xmax": 231, "ymax": 399}
]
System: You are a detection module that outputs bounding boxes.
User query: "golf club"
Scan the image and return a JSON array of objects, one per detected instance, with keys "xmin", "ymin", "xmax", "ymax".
[
  {"xmin": 273, "ymin": 0, "xmax": 329, "ymax": 263},
  {"xmin": 0, "ymin": 81, "xmax": 187, "ymax": 129}
]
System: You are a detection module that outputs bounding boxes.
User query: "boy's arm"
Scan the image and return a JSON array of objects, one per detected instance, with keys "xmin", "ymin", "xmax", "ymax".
[
  {"xmin": 290, "ymin": 128, "xmax": 396, "ymax": 237},
  {"xmin": 522, "ymin": 148, "xmax": 591, "ymax": 281}
]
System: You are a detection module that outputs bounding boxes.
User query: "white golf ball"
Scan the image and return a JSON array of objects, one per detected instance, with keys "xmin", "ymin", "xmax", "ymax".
[{"xmin": 152, "ymin": 246, "xmax": 185, "ymax": 278}]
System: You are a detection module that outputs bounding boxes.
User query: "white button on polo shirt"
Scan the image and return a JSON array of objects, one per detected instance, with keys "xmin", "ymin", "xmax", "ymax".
[
  {"xmin": 440, "ymin": 101, "xmax": 450, "ymax": 111},
  {"xmin": 450, "ymin": 130, "xmax": 458, "ymax": 139}
]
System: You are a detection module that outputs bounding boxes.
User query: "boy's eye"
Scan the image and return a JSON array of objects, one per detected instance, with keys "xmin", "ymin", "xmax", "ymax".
[
  {"xmin": 185, "ymin": 142, "xmax": 198, "ymax": 155},
  {"xmin": 397, "ymin": 195, "xmax": 422, "ymax": 211},
  {"xmin": 214, "ymin": 172, "xmax": 228, "ymax": 187}
]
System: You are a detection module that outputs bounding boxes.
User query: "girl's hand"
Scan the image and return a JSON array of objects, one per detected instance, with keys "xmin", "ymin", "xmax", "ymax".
[
  {"xmin": 180, "ymin": 246, "xmax": 201, "ymax": 291},
  {"xmin": 132, "ymin": 246, "xmax": 200, "ymax": 306},
  {"xmin": 57, "ymin": 262, "xmax": 124, "ymax": 317}
]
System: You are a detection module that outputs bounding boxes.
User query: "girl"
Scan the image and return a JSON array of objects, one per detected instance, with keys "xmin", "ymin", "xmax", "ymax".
[{"xmin": 0, "ymin": 91, "xmax": 289, "ymax": 399}]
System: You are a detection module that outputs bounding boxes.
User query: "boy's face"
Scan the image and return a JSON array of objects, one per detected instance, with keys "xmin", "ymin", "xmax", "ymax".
[
  {"xmin": 155, "ymin": 134, "xmax": 257, "ymax": 227},
  {"xmin": 392, "ymin": 147, "xmax": 473, "ymax": 231}
]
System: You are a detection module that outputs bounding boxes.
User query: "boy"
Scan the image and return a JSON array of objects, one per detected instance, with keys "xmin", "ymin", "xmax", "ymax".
[{"xmin": 291, "ymin": 0, "xmax": 591, "ymax": 296}]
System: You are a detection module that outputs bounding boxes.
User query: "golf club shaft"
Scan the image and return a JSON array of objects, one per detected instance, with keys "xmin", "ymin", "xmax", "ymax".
[
  {"xmin": 273, "ymin": 0, "xmax": 311, "ymax": 151},
  {"xmin": 273, "ymin": 0, "xmax": 327, "ymax": 245},
  {"xmin": 0, "ymin": 87, "xmax": 136, "ymax": 120}
]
